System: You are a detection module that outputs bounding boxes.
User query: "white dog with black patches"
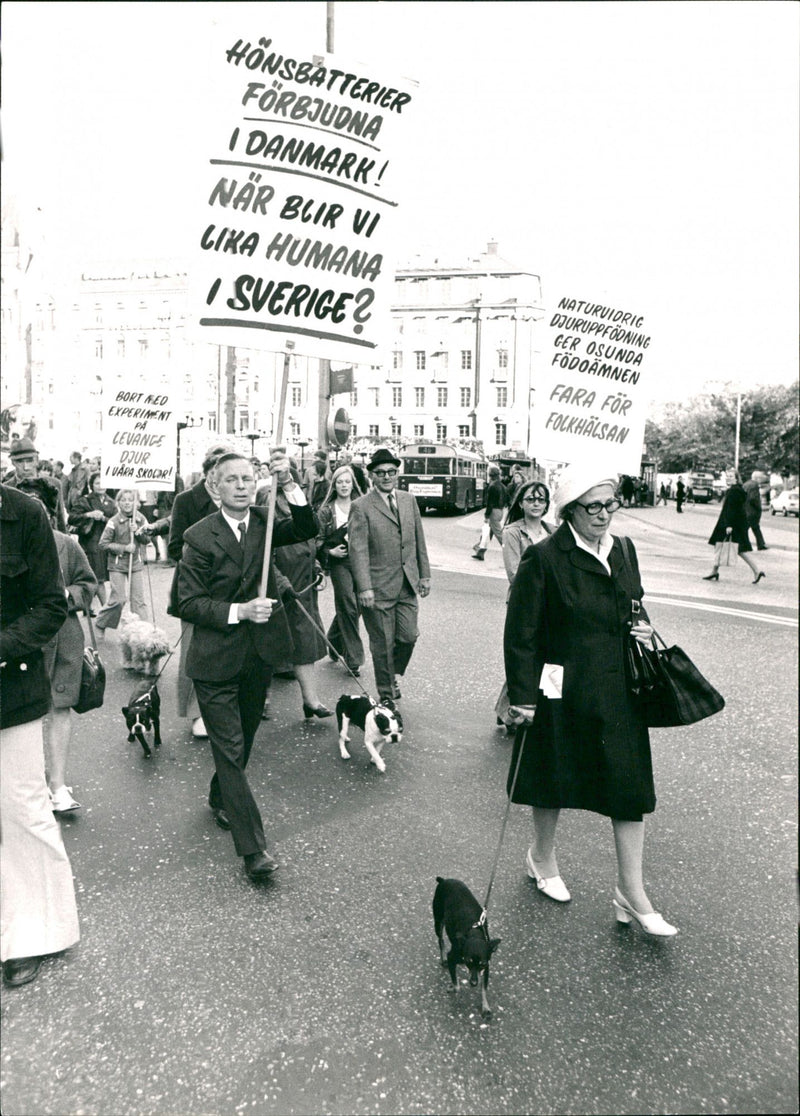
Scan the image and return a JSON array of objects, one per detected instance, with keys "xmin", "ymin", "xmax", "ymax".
[{"xmin": 336, "ymin": 695, "xmax": 403, "ymax": 773}]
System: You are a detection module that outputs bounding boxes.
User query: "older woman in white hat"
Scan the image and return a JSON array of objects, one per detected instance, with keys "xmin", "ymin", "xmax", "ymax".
[{"xmin": 503, "ymin": 464, "xmax": 677, "ymax": 937}]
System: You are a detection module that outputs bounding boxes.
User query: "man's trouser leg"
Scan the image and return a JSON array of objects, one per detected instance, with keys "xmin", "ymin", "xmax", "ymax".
[
  {"xmin": 392, "ymin": 595, "xmax": 419, "ymax": 678},
  {"xmin": 362, "ymin": 601, "xmax": 397, "ymax": 697},
  {"xmin": 194, "ymin": 662, "xmax": 270, "ymax": 857}
]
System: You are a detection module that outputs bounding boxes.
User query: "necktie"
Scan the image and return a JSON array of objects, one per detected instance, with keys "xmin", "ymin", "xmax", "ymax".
[
  {"xmin": 238, "ymin": 521, "xmax": 247, "ymax": 551},
  {"xmin": 388, "ymin": 493, "xmax": 397, "ymax": 518}
]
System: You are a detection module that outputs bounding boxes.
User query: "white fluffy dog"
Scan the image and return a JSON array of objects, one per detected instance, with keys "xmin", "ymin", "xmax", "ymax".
[{"xmin": 118, "ymin": 614, "xmax": 171, "ymax": 676}]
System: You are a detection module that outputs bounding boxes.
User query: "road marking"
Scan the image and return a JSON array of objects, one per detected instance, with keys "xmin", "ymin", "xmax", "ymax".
[{"xmin": 647, "ymin": 596, "xmax": 798, "ymax": 627}]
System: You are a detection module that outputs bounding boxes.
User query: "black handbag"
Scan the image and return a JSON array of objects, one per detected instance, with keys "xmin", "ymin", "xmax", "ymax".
[
  {"xmin": 627, "ymin": 629, "xmax": 725, "ymax": 727},
  {"xmin": 620, "ymin": 537, "xmax": 725, "ymax": 728},
  {"xmin": 73, "ymin": 611, "xmax": 106, "ymax": 714}
]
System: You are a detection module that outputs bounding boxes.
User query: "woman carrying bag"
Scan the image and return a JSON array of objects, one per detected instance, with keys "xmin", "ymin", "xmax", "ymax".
[
  {"xmin": 704, "ymin": 474, "xmax": 765, "ymax": 584},
  {"xmin": 503, "ymin": 464, "xmax": 678, "ymax": 937}
]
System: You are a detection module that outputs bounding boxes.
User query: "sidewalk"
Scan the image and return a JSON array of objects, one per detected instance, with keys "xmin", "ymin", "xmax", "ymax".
[{"xmin": 617, "ymin": 502, "xmax": 798, "ymax": 552}]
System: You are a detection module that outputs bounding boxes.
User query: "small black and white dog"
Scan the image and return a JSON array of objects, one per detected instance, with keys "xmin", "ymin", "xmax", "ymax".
[
  {"xmin": 335, "ymin": 694, "xmax": 403, "ymax": 773},
  {"xmin": 433, "ymin": 877, "xmax": 501, "ymax": 1020},
  {"xmin": 122, "ymin": 680, "xmax": 162, "ymax": 758}
]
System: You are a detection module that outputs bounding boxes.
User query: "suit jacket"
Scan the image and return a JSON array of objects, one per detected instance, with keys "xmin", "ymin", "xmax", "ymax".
[
  {"xmin": 0, "ymin": 486, "xmax": 69, "ymax": 729},
  {"xmin": 177, "ymin": 502, "xmax": 316, "ymax": 681},
  {"xmin": 348, "ymin": 488, "xmax": 430, "ymax": 603},
  {"xmin": 167, "ymin": 479, "xmax": 218, "ymax": 614}
]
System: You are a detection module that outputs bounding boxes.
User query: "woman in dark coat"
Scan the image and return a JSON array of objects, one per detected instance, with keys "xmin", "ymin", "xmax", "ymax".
[
  {"xmin": 68, "ymin": 472, "xmax": 116, "ymax": 607},
  {"xmin": 271, "ymin": 490, "xmax": 332, "ymax": 718},
  {"xmin": 504, "ymin": 465, "xmax": 677, "ymax": 937},
  {"xmin": 703, "ymin": 476, "xmax": 764, "ymax": 583}
]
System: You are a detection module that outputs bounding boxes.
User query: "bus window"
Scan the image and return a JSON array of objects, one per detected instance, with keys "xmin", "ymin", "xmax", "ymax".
[{"xmin": 403, "ymin": 457, "xmax": 426, "ymax": 475}]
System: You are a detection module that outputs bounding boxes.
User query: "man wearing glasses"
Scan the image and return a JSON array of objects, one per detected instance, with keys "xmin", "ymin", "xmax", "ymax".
[{"xmin": 348, "ymin": 447, "xmax": 431, "ymax": 705}]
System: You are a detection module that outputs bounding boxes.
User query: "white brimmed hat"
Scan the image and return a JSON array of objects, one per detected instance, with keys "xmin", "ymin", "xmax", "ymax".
[{"xmin": 552, "ymin": 464, "xmax": 619, "ymax": 517}]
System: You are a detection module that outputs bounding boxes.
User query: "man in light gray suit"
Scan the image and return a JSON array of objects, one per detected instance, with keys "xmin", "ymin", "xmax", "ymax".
[{"xmin": 348, "ymin": 447, "xmax": 431, "ymax": 704}]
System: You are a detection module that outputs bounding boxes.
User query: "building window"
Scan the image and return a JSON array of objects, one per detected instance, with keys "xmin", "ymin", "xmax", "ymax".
[
  {"xmin": 498, "ymin": 349, "xmax": 508, "ymax": 369},
  {"xmin": 290, "ymin": 421, "xmax": 300, "ymax": 438},
  {"xmin": 461, "ymin": 350, "xmax": 472, "ymax": 370},
  {"xmin": 369, "ymin": 386, "xmax": 380, "ymax": 408},
  {"xmin": 458, "ymin": 424, "xmax": 470, "ymax": 438},
  {"xmin": 436, "ymin": 423, "xmax": 448, "ymax": 440},
  {"xmin": 350, "ymin": 424, "xmax": 357, "ymax": 437},
  {"xmin": 439, "ymin": 352, "xmax": 449, "ymax": 371},
  {"xmin": 369, "ymin": 424, "xmax": 379, "ymax": 437},
  {"xmin": 239, "ymin": 409, "xmax": 250, "ymax": 432},
  {"xmin": 94, "ymin": 304, "xmax": 103, "ymax": 326},
  {"xmin": 291, "ymin": 385, "xmax": 302, "ymax": 407},
  {"xmin": 117, "ymin": 338, "xmax": 125, "ymax": 358},
  {"xmin": 207, "ymin": 412, "xmax": 218, "ymax": 432},
  {"xmin": 414, "ymin": 424, "xmax": 425, "ymax": 437},
  {"xmin": 414, "ymin": 387, "xmax": 425, "ymax": 408},
  {"xmin": 392, "ymin": 386, "xmax": 403, "ymax": 408},
  {"xmin": 496, "ymin": 386, "xmax": 508, "ymax": 408},
  {"xmin": 390, "ymin": 422, "xmax": 402, "ymax": 437},
  {"xmin": 95, "ymin": 340, "xmax": 103, "ymax": 359},
  {"xmin": 350, "ymin": 389, "xmax": 358, "ymax": 408},
  {"xmin": 495, "ymin": 423, "xmax": 507, "ymax": 445},
  {"xmin": 460, "ymin": 387, "xmax": 471, "ymax": 407},
  {"xmin": 437, "ymin": 387, "xmax": 448, "ymax": 408},
  {"xmin": 414, "ymin": 351, "xmax": 426, "ymax": 371},
  {"xmin": 393, "ymin": 351, "xmax": 403, "ymax": 370},
  {"xmin": 138, "ymin": 338, "xmax": 148, "ymax": 358}
]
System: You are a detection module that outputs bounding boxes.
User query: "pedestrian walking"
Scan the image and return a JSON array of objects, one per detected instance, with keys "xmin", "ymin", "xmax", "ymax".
[
  {"xmin": 703, "ymin": 475, "xmax": 765, "ymax": 584},
  {"xmin": 167, "ymin": 444, "xmax": 233, "ymax": 739},
  {"xmin": 472, "ymin": 464, "xmax": 508, "ymax": 560},
  {"xmin": 657, "ymin": 482, "xmax": 668, "ymax": 506},
  {"xmin": 675, "ymin": 477, "xmax": 686, "ymax": 513},
  {"xmin": 95, "ymin": 491, "xmax": 151, "ymax": 631},
  {"xmin": 5, "ymin": 437, "xmax": 68, "ymax": 531},
  {"xmin": 743, "ymin": 471, "xmax": 768, "ymax": 551},
  {"xmin": 176, "ymin": 452, "xmax": 316, "ymax": 880},
  {"xmin": 348, "ymin": 447, "xmax": 431, "ymax": 705},
  {"xmin": 64, "ymin": 451, "xmax": 90, "ymax": 512},
  {"xmin": 1, "ymin": 485, "xmax": 80, "ymax": 988},
  {"xmin": 495, "ymin": 480, "xmax": 553, "ymax": 733},
  {"xmin": 68, "ymin": 472, "xmax": 116, "ymax": 609},
  {"xmin": 18, "ymin": 478, "xmax": 98, "ymax": 815},
  {"xmin": 316, "ymin": 464, "xmax": 367, "ymax": 676},
  {"xmin": 503, "ymin": 464, "xmax": 677, "ymax": 936}
]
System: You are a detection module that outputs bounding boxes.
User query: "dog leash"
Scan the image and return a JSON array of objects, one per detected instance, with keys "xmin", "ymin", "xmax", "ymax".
[
  {"xmin": 290, "ymin": 594, "xmax": 374, "ymax": 702},
  {"xmin": 481, "ymin": 723, "xmax": 528, "ymax": 917}
]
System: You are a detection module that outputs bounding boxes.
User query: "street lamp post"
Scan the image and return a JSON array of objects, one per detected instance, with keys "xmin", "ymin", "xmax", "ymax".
[
  {"xmin": 296, "ymin": 439, "xmax": 309, "ymax": 474},
  {"xmin": 176, "ymin": 416, "xmax": 202, "ymax": 490},
  {"xmin": 244, "ymin": 432, "xmax": 261, "ymax": 460}
]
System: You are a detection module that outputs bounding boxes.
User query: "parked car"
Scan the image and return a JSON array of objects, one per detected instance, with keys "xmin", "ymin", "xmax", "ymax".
[{"xmin": 770, "ymin": 489, "xmax": 799, "ymax": 517}]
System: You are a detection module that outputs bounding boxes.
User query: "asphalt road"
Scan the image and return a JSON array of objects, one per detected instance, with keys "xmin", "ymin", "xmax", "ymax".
[{"xmin": 1, "ymin": 505, "xmax": 797, "ymax": 1116}]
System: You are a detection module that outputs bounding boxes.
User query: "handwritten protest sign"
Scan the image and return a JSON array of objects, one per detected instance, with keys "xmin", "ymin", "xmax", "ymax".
[
  {"xmin": 193, "ymin": 33, "xmax": 418, "ymax": 361},
  {"xmin": 528, "ymin": 295, "xmax": 653, "ymax": 475},
  {"xmin": 101, "ymin": 379, "xmax": 178, "ymax": 491}
]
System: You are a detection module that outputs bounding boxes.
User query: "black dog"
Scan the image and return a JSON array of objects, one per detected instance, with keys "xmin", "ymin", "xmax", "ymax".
[
  {"xmin": 433, "ymin": 877, "xmax": 501, "ymax": 1020},
  {"xmin": 122, "ymin": 680, "xmax": 162, "ymax": 758}
]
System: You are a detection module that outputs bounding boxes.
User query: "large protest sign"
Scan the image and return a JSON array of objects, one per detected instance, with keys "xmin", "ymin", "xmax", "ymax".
[
  {"xmin": 528, "ymin": 295, "xmax": 653, "ymax": 475},
  {"xmin": 101, "ymin": 379, "xmax": 179, "ymax": 491},
  {"xmin": 193, "ymin": 32, "xmax": 418, "ymax": 362}
]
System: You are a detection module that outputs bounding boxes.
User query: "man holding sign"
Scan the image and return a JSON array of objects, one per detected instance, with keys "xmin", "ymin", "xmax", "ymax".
[{"xmin": 176, "ymin": 452, "xmax": 315, "ymax": 880}]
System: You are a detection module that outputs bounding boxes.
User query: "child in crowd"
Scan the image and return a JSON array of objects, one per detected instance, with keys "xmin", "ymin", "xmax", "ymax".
[{"xmin": 95, "ymin": 490, "xmax": 151, "ymax": 631}]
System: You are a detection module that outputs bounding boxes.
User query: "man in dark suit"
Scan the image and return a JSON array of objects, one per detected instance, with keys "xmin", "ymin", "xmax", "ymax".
[
  {"xmin": 167, "ymin": 444, "xmax": 233, "ymax": 738},
  {"xmin": 348, "ymin": 447, "xmax": 431, "ymax": 705},
  {"xmin": 176, "ymin": 452, "xmax": 315, "ymax": 880}
]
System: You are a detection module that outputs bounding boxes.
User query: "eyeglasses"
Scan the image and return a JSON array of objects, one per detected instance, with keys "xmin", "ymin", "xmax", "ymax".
[
  {"xmin": 372, "ymin": 468, "xmax": 398, "ymax": 477},
  {"xmin": 522, "ymin": 495, "xmax": 547, "ymax": 504},
  {"xmin": 575, "ymin": 498, "xmax": 621, "ymax": 516}
]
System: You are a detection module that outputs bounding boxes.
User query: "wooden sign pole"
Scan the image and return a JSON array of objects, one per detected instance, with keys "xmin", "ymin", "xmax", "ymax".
[{"xmin": 259, "ymin": 342, "xmax": 294, "ymax": 597}]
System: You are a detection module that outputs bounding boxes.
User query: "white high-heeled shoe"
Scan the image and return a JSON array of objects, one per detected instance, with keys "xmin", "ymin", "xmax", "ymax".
[
  {"xmin": 613, "ymin": 887, "xmax": 678, "ymax": 937},
  {"xmin": 526, "ymin": 847, "xmax": 571, "ymax": 902}
]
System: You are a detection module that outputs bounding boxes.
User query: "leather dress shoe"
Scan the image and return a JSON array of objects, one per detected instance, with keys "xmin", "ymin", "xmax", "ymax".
[
  {"xmin": 303, "ymin": 703, "xmax": 333, "ymax": 719},
  {"xmin": 210, "ymin": 807, "xmax": 231, "ymax": 831},
  {"xmin": 243, "ymin": 851, "xmax": 279, "ymax": 879},
  {"xmin": 3, "ymin": 956, "xmax": 44, "ymax": 988}
]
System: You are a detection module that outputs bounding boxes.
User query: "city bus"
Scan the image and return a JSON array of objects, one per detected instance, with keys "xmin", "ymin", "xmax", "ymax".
[{"xmin": 397, "ymin": 443, "xmax": 488, "ymax": 513}]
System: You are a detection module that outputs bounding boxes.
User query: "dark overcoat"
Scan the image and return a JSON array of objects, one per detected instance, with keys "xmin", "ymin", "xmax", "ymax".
[
  {"xmin": 43, "ymin": 532, "xmax": 97, "ymax": 708},
  {"xmin": 504, "ymin": 522, "xmax": 655, "ymax": 821},
  {"xmin": 708, "ymin": 484, "xmax": 752, "ymax": 552},
  {"xmin": 167, "ymin": 479, "xmax": 218, "ymax": 614},
  {"xmin": 0, "ymin": 486, "xmax": 68, "ymax": 729},
  {"xmin": 176, "ymin": 503, "xmax": 316, "ymax": 682}
]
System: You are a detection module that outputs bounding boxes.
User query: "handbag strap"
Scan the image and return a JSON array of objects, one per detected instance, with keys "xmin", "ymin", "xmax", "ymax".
[{"xmin": 83, "ymin": 609, "xmax": 98, "ymax": 649}]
